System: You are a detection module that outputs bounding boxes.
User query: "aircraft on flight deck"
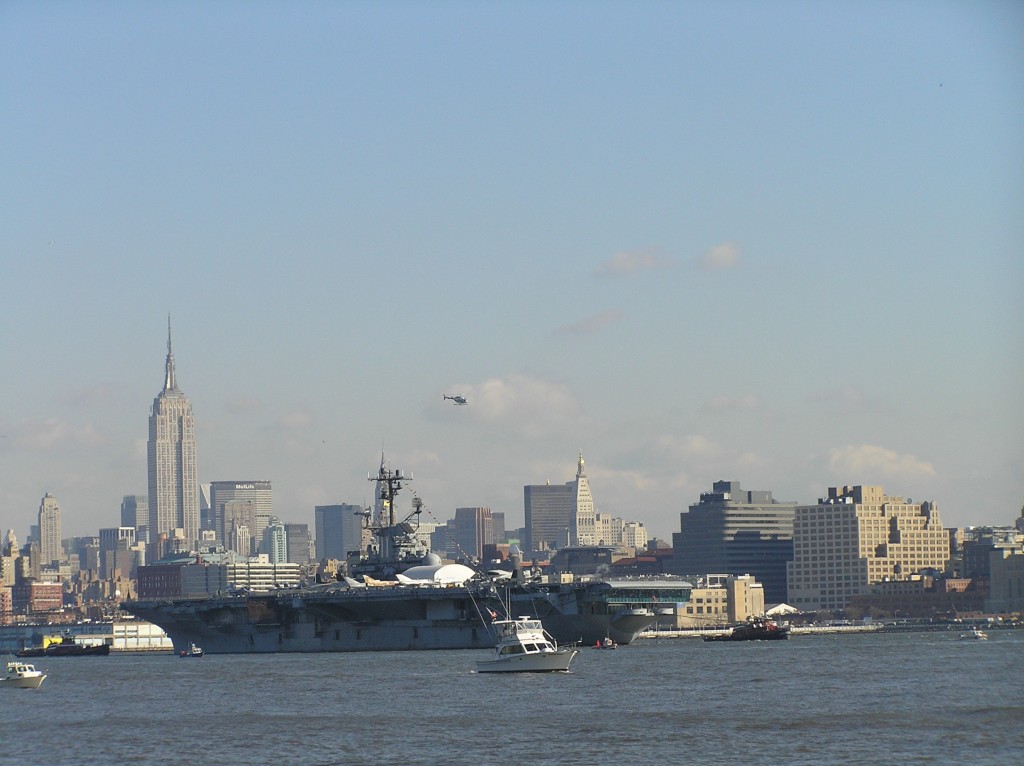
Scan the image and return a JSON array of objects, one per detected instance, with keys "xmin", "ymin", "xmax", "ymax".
[{"xmin": 443, "ymin": 394, "xmax": 468, "ymax": 405}]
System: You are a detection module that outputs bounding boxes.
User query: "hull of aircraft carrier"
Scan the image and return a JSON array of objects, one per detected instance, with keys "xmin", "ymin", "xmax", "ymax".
[{"xmin": 124, "ymin": 577, "xmax": 675, "ymax": 654}]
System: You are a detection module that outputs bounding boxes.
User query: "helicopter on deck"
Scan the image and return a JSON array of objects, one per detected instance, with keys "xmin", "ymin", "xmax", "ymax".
[{"xmin": 443, "ymin": 394, "xmax": 468, "ymax": 405}]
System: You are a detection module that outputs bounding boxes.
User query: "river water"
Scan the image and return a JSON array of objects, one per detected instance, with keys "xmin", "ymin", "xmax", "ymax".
[{"xmin": 3, "ymin": 629, "xmax": 1021, "ymax": 765}]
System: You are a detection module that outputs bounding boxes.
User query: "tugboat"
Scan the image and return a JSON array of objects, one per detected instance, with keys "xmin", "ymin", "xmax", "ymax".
[
  {"xmin": 44, "ymin": 632, "xmax": 111, "ymax": 656},
  {"xmin": 702, "ymin": 616, "xmax": 791, "ymax": 642},
  {"xmin": 476, "ymin": 616, "xmax": 579, "ymax": 673},
  {"xmin": 179, "ymin": 642, "xmax": 204, "ymax": 657},
  {"xmin": 18, "ymin": 632, "xmax": 110, "ymax": 657}
]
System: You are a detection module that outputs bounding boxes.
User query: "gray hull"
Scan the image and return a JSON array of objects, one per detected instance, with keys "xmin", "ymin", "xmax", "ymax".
[
  {"xmin": 128, "ymin": 586, "xmax": 493, "ymax": 653},
  {"xmin": 125, "ymin": 582, "xmax": 656, "ymax": 654}
]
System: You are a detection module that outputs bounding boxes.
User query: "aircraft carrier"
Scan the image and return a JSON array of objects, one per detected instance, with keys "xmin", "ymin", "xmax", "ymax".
[{"xmin": 124, "ymin": 462, "xmax": 688, "ymax": 653}]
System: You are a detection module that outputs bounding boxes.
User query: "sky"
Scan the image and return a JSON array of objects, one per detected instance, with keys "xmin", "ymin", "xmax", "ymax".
[{"xmin": 2, "ymin": 1, "xmax": 1022, "ymax": 543}]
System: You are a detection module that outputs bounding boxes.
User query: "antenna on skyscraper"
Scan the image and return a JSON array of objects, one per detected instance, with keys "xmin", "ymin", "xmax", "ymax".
[{"xmin": 163, "ymin": 314, "xmax": 178, "ymax": 392}]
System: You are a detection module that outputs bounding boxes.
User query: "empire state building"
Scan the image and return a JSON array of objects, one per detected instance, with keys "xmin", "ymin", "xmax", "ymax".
[{"xmin": 147, "ymin": 318, "xmax": 199, "ymax": 556}]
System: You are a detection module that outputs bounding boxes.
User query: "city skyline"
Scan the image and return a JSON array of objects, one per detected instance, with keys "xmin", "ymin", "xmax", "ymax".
[{"xmin": 2, "ymin": 3, "xmax": 1022, "ymax": 539}]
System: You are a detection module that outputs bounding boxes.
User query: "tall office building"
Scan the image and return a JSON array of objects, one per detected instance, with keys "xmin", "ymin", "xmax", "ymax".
[
  {"xmin": 229, "ymin": 524, "xmax": 251, "ymax": 560},
  {"xmin": 262, "ymin": 517, "xmax": 288, "ymax": 564},
  {"xmin": 209, "ymin": 481, "xmax": 273, "ymax": 553},
  {"xmin": 38, "ymin": 493, "xmax": 62, "ymax": 566},
  {"xmin": 524, "ymin": 452, "xmax": 598, "ymax": 555},
  {"xmin": 199, "ymin": 484, "xmax": 212, "ymax": 533},
  {"xmin": 147, "ymin": 319, "xmax": 199, "ymax": 555},
  {"xmin": 491, "ymin": 512, "xmax": 506, "ymax": 546},
  {"xmin": 284, "ymin": 523, "xmax": 312, "ymax": 565},
  {"xmin": 787, "ymin": 485, "xmax": 949, "ymax": 612},
  {"xmin": 524, "ymin": 483, "xmax": 572, "ymax": 554},
  {"xmin": 315, "ymin": 504, "xmax": 364, "ymax": 561},
  {"xmin": 120, "ymin": 495, "xmax": 149, "ymax": 544},
  {"xmin": 670, "ymin": 480, "xmax": 796, "ymax": 604},
  {"xmin": 98, "ymin": 527, "xmax": 136, "ymax": 578},
  {"xmin": 571, "ymin": 453, "xmax": 596, "ymax": 546},
  {"xmin": 453, "ymin": 507, "xmax": 494, "ymax": 561}
]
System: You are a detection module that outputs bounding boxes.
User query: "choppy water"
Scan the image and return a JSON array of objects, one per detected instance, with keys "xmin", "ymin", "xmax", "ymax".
[{"xmin": 3, "ymin": 630, "xmax": 1021, "ymax": 766}]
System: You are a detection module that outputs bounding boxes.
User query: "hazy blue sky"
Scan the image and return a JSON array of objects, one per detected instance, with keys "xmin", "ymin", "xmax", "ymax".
[{"xmin": 3, "ymin": 1, "xmax": 1022, "ymax": 541}]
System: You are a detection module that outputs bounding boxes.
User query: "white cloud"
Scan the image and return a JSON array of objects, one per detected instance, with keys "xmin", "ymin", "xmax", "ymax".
[
  {"xmin": 735, "ymin": 451, "xmax": 766, "ymax": 469},
  {"xmin": 452, "ymin": 374, "xmax": 584, "ymax": 437},
  {"xmin": 589, "ymin": 465, "xmax": 659, "ymax": 493},
  {"xmin": 808, "ymin": 387, "xmax": 896, "ymax": 416},
  {"xmin": 698, "ymin": 241, "xmax": 741, "ymax": 271},
  {"xmin": 707, "ymin": 393, "xmax": 760, "ymax": 411},
  {"xmin": 553, "ymin": 309, "xmax": 622, "ymax": 337},
  {"xmin": 654, "ymin": 433, "xmax": 723, "ymax": 460},
  {"xmin": 594, "ymin": 248, "xmax": 667, "ymax": 277},
  {"xmin": 14, "ymin": 418, "xmax": 106, "ymax": 450},
  {"xmin": 828, "ymin": 444, "xmax": 936, "ymax": 480},
  {"xmin": 225, "ymin": 397, "xmax": 262, "ymax": 414},
  {"xmin": 61, "ymin": 385, "xmax": 115, "ymax": 407},
  {"xmin": 278, "ymin": 411, "xmax": 313, "ymax": 430}
]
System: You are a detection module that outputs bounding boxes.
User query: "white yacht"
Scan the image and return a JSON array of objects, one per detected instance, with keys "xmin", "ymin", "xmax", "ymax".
[
  {"xmin": 2, "ymin": 660, "xmax": 47, "ymax": 689},
  {"xmin": 476, "ymin": 617, "xmax": 578, "ymax": 673}
]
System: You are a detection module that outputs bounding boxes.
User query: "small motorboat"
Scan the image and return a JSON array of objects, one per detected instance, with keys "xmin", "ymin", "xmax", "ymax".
[
  {"xmin": 180, "ymin": 642, "xmax": 204, "ymax": 657},
  {"xmin": 959, "ymin": 627, "xmax": 988, "ymax": 640},
  {"xmin": 2, "ymin": 660, "xmax": 47, "ymax": 689},
  {"xmin": 593, "ymin": 637, "xmax": 617, "ymax": 649},
  {"xmin": 477, "ymin": 617, "xmax": 578, "ymax": 673}
]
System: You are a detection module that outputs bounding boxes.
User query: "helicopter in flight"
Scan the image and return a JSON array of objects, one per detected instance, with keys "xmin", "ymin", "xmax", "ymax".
[{"xmin": 443, "ymin": 394, "xmax": 468, "ymax": 405}]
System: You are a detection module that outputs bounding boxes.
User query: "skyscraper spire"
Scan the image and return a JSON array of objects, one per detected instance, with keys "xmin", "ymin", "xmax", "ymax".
[
  {"xmin": 164, "ymin": 314, "xmax": 177, "ymax": 392},
  {"xmin": 577, "ymin": 449, "xmax": 586, "ymax": 477}
]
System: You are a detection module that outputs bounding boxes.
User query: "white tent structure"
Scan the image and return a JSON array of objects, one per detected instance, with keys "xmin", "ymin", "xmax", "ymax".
[{"xmin": 397, "ymin": 563, "xmax": 477, "ymax": 585}]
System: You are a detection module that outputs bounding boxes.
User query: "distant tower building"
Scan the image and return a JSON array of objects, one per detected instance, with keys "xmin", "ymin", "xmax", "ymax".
[
  {"xmin": 221, "ymin": 500, "xmax": 256, "ymax": 556},
  {"xmin": 594, "ymin": 512, "xmax": 620, "ymax": 546},
  {"xmin": 262, "ymin": 517, "xmax": 288, "ymax": 564},
  {"xmin": 571, "ymin": 452, "xmax": 596, "ymax": 546},
  {"xmin": 74, "ymin": 537, "xmax": 100, "ymax": 574},
  {"xmin": 120, "ymin": 495, "xmax": 149, "ymax": 544},
  {"xmin": 453, "ymin": 507, "xmax": 494, "ymax": 561},
  {"xmin": 229, "ymin": 522, "xmax": 251, "ymax": 560},
  {"xmin": 315, "ymin": 504, "xmax": 364, "ymax": 561},
  {"xmin": 670, "ymin": 480, "xmax": 796, "ymax": 604},
  {"xmin": 3, "ymin": 530, "xmax": 19, "ymax": 557},
  {"xmin": 284, "ymin": 523, "xmax": 312, "ymax": 565},
  {"xmin": 524, "ymin": 451, "xmax": 598, "ymax": 555},
  {"xmin": 623, "ymin": 520, "xmax": 647, "ymax": 550},
  {"xmin": 147, "ymin": 318, "xmax": 199, "ymax": 555},
  {"xmin": 491, "ymin": 512, "xmax": 506, "ymax": 546},
  {"xmin": 38, "ymin": 493, "xmax": 62, "ymax": 566},
  {"xmin": 199, "ymin": 483, "xmax": 212, "ymax": 533},
  {"xmin": 210, "ymin": 481, "xmax": 273, "ymax": 553},
  {"xmin": 99, "ymin": 527, "xmax": 136, "ymax": 578},
  {"xmin": 524, "ymin": 482, "xmax": 571, "ymax": 555},
  {"xmin": 787, "ymin": 485, "xmax": 949, "ymax": 612}
]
